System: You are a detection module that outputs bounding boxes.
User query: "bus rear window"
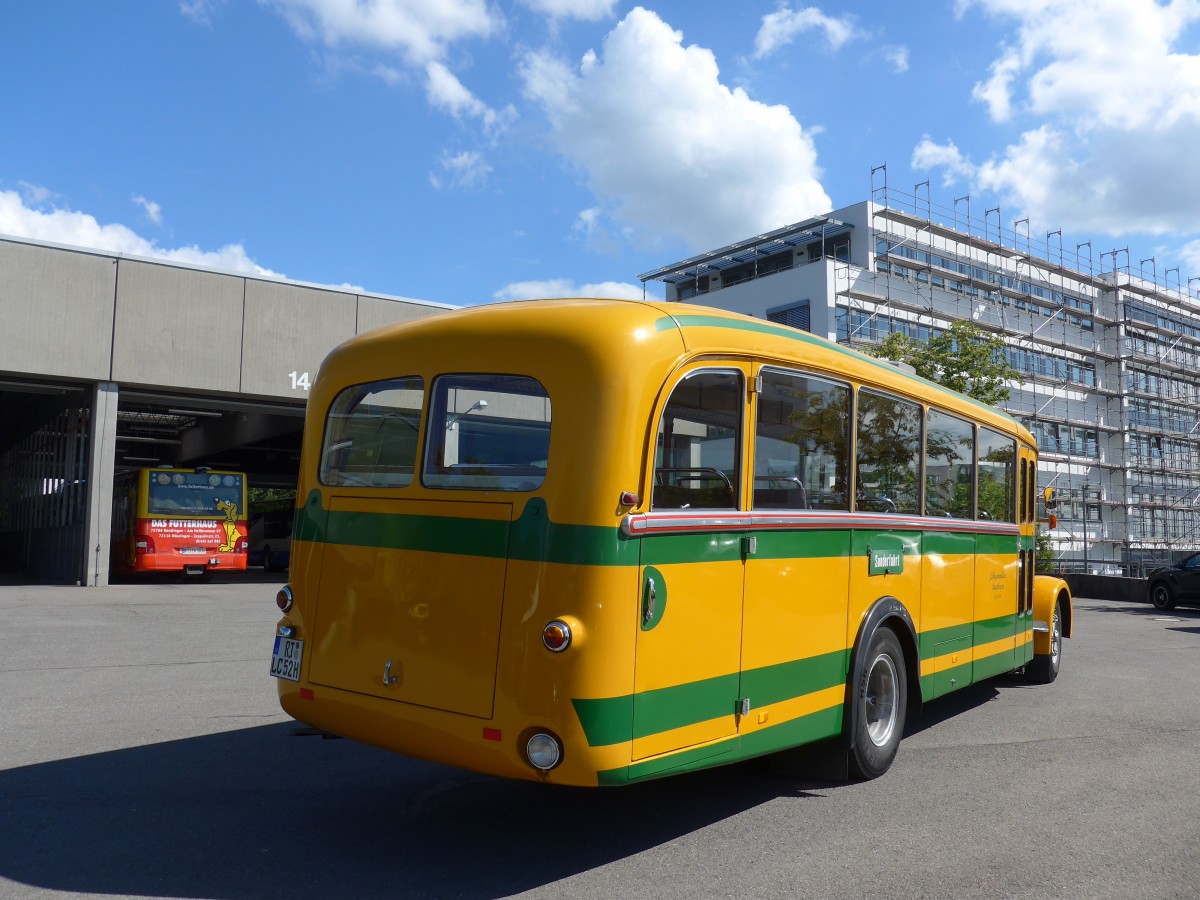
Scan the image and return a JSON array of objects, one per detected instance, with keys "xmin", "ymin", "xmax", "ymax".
[
  {"xmin": 146, "ymin": 471, "xmax": 243, "ymax": 516},
  {"xmin": 423, "ymin": 374, "xmax": 551, "ymax": 491},
  {"xmin": 320, "ymin": 377, "xmax": 424, "ymax": 488}
]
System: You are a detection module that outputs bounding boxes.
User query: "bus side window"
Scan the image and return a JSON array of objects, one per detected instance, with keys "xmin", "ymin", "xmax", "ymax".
[
  {"xmin": 978, "ymin": 428, "xmax": 1017, "ymax": 522},
  {"xmin": 753, "ymin": 369, "xmax": 850, "ymax": 511},
  {"xmin": 924, "ymin": 409, "xmax": 974, "ymax": 518},
  {"xmin": 855, "ymin": 389, "xmax": 922, "ymax": 515},
  {"xmin": 653, "ymin": 370, "xmax": 743, "ymax": 510}
]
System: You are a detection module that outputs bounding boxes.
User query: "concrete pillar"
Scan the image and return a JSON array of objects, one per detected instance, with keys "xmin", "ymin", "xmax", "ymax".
[{"xmin": 84, "ymin": 382, "xmax": 118, "ymax": 586}]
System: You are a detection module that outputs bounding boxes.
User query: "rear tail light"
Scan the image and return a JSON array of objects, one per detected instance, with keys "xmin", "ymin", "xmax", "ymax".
[
  {"xmin": 135, "ymin": 537, "xmax": 155, "ymax": 554},
  {"xmin": 542, "ymin": 619, "xmax": 572, "ymax": 652},
  {"xmin": 276, "ymin": 585, "xmax": 294, "ymax": 612}
]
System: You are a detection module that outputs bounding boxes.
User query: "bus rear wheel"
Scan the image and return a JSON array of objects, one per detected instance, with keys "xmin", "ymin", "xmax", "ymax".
[{"xmin": 848, "ymin": 627, "xmax": 907, "ymax": 780}]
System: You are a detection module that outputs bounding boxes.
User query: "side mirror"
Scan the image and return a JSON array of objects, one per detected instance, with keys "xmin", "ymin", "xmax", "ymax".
[{"xmin": 1042, "ymin": 487, "xmax": 1057, "ymax": 510}]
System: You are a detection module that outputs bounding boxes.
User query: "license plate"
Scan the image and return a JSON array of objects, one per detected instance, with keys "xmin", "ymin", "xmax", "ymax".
[{"xmin": 271, "ymin": 636, "xmax": 304, "ymax": 681}]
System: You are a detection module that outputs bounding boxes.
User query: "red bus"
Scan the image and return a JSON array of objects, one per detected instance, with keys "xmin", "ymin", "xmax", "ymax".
[{"xmin": 112, "ymin": 468, "xmax": 248, "ymax": 576}]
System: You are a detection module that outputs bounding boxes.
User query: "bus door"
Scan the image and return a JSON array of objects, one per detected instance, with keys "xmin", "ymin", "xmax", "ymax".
[
  {"xmin": 973, "ymin": 428, "xmax": 1021, "ymax": 680},
  {"xmin": 632, "ymin": 368, "xmax": 748, "ymax": 764},
  {"xmin": 1016, "ymin": 444, "xmax": 1037, "ymax": 667},
  {"xmin": 745, "ymin": 365, "xmax": 854, "ymax": 727},
  {"xmin": 921, "ymin": 410, "xmax": 977, "ymax": 699}
]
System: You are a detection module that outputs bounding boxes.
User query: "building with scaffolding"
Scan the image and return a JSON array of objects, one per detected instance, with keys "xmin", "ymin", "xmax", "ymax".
[{"xmin": 639, "ymin": 183, "xmax": 1200, "ymax": 575}]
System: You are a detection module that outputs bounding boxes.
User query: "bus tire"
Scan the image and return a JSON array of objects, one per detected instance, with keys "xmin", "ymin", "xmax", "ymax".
[
  {"xmin": 1027, "ymin": 596, "xmax": 1063, "ymax": 684},
  {"xmin": 848, "ymin": 626, "xmax": 907, "ymax": 780}
]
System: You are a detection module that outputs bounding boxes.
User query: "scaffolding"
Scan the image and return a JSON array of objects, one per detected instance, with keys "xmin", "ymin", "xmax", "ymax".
[
  {"xmin": 638, "ymin": 169, "xmax": 1200, "ymax": 574},
  {"xmin": 859, "ymin": 168, "xmax": 1200, "ymax": 573}
]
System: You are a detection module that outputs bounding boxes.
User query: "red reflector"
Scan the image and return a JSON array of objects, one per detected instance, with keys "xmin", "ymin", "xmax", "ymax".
[
  {"xmin": 300, "ymin": 688, "xmax": 314, "ymax": 700},
  {"xmin": 483, "ymin": 728, "xmax": 502, "ymax": 741}
]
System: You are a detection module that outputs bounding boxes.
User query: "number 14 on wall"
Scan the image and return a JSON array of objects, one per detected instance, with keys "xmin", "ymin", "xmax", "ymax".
[{"xmin": 289, "ymin": 371, "xmax": 311, "ymax": 391}]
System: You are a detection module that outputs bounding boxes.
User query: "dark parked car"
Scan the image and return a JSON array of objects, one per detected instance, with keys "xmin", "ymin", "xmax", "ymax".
[{"xmin": 1146, "ymin": 552, "xmax": 1200, "ymax": 610}]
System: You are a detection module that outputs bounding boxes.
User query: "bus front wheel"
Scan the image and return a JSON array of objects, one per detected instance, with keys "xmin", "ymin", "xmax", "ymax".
[
  {"xmin": 1027, "ymin": 596, "xmax": 1063, "ymax": 684},
  {"xmin": 848, "ymin": 627, "xmax": 907, "ymax": 780}
]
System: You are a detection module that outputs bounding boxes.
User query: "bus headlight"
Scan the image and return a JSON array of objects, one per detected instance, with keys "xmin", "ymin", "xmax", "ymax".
[{"xmin": 525, "ymin": 732, "xmax": 562, "ymax": 771}]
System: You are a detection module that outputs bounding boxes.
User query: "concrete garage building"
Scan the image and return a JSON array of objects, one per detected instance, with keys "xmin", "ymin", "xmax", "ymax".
[
  {"xmin": 641, "ymin": 185, "xmax": 1200, "ymax": 575},
  {"xmin": 0, "ymin": 235, "xmax": 448, "ymax": 585}
]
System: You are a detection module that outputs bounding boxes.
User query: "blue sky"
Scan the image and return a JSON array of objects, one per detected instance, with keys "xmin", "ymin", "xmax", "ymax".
[{"xmin": 4, "ymin": 1, "xmax": 1200, "ymax": 306}]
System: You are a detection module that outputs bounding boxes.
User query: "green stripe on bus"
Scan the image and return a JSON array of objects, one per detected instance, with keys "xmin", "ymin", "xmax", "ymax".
[
  {"xmin": 974, "ymin": 612, "xmax": 1023, "ymax": 643},
  {"xmin": 295, "ymin": 491, "xmax": 638, "ymax": 565},
  {"xmin": 740, "ymin": 649, "xmax": 849, "ymax": 707},
  {"xmin": 297, "ymin": 489, "xmax": 1024, "ymax": 568},
  {"xmin": 572, "ymin": 649, "xmax": 849, "ymax": 748},
  {"xmin": 577, "ymin": 614, "xmax": 1027, "ymax": 751},
  {"xmin": 633, "ymin": 672, "xmax": 742, "ymax": 738},
  {"xmin": 325, "ymin": 507, "xmax": 511, "ymax": 556},
  {"xmin": 572, "ymin": 695, "xmax": 635, "ymax": 747},
  {"xmin": 919, "ymin": 612, "xmax": 1022, "ymax": 654},
  {"xmin": 919, "ymin": 622, "xmax": 974, "ymax": 655},
  {"xmin": 753, "ymin": 530, "xmax": 853, "ymax": 560},
  {"xmin": 596, "ymin": 704, "xmax": 844, "ymax": 785},
  {"xmin": 641, "ymin": 532, "xmax": 744, "ymax": 565}
]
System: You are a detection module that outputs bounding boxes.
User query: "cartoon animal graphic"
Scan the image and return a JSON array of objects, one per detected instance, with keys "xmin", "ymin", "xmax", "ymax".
[{"xmin": 215, "ymin": 498, "xmax": 241, "ymax": 552}]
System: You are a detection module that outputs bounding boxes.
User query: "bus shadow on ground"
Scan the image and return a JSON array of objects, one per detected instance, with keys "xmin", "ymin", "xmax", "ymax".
[
  {"xmin": 0, "ymin": 722, "xmax": 835, "ymax": 899},
  {"xmin": 903, "ymin": 679, "xmax": 1004, "ymax": 738}
]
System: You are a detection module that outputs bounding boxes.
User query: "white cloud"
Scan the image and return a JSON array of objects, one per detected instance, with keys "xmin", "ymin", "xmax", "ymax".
[
  {"xmin": 429, "ymin": 150, "xmax": 492, "ymax": 190},
  {"xmin": 912, "ymin": 137, "xmax": 976, "ymax": 187},
  {"xmin": 520, "ymin": 8, "xmax": 831, "ymax": 252},
  {"xmin": 0, "ymin": 190, "xmax": 279, "ymax": 276},
  {"xmin": 753, "ymin": 6, "xmax": 860, "ymax": 59},
  {"xmin": 517, "ymin": 0, "xmax": 616, "ymax": 21},
  {"xmin": 18, "ymin": 182, "xmax": 53, "ymax": 205},
  {"xmin": 971, "ymin": 47, "xmax": 1021, "ymax": 121},
  {"xmin": 266, "ymin": 0, "xmax": 499, "ymax": 65},
  {"xmin": 920, "ymin": 0, "xmax": 1200, "ymax": 236},
  {"xmin": 883, "ymin": 45, "xmax": 909, "ymax": 74},
  {"xmin": 1181, "ymin": 238, "xmax": 1200, "ymax": 280},
  {"xmin": 425, "ymin": 61, "xmax": 517, "ymax": 136},
  {"xmin": 179, "ymin": 0, "xmax": 224, "ymax": 25},
  {"xmin": 132, "ymin": 195, "xmax": 163, "ymax": 226},
  {"xmin": 573, "ymin": 207, "xmax": 602, "ymax": 237},
  {"xmin": 493, "ymin": 278, "xmax": 646, "ymax": 302}
]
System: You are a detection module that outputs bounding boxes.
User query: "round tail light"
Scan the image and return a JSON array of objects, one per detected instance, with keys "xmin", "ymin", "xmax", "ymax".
[
  {"xmin": 276, "ymin": 585, "xmax": 294, "ymax": 612},
  {"xmin": 542, "ymin": 619, "xmax": 572, "ymax": 652}
]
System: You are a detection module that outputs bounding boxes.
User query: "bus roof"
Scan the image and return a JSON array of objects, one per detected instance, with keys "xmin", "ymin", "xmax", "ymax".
[{"xmin": 322, "ymin": 297, "xmax": 1031, "ymax": 444}]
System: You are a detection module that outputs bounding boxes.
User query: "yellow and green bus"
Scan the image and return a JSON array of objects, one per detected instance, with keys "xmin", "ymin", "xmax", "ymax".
[{"xmin": 271, "ymin": 298, "xmax": 1071, "ymax": 786}]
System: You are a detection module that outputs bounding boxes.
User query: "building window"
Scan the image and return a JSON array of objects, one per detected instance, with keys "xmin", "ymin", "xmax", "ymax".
[{"xmin": 767, "ymin": 301, "xmax": 811, "ymax": 333}]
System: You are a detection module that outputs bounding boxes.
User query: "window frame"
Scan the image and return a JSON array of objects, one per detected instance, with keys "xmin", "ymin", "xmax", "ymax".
[{"xmin": 651, "ymin": 367, "xmax": 746, "ymax": 512}]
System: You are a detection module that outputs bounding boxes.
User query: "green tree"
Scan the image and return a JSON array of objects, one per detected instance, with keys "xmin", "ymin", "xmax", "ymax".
[
  {"xmin": 873, "ymin": 319, "xmax": 1017, "ymax": 405},
  {"xmin": 248, "ymin": 487, "xmax": 296, "ymax": 509},
  {"xmin": 1034, "ymin": 525, "xmax": 1056, "ymax": 573}
]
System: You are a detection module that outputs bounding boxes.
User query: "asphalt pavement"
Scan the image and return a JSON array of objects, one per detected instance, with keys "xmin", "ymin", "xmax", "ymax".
[{"xmin": 1, "ymin": 578, "xmax": 1198, "ymax": 899}]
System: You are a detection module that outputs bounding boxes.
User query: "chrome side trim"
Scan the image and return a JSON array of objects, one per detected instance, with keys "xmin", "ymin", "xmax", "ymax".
[{"xmin": 621, "ymin": 510, "xmax": 1024, "ymax": 538}]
